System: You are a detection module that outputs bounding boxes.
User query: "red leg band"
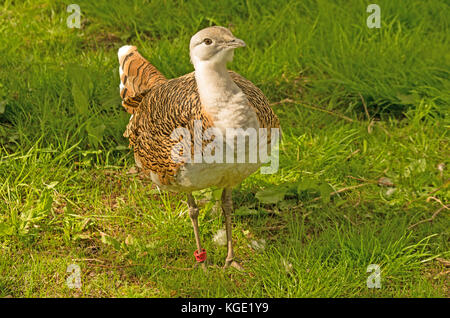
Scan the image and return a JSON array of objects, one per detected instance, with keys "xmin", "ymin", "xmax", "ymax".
[{"xmin": 194, "ymin": 248, "xmax": 207, "ymax": 262}]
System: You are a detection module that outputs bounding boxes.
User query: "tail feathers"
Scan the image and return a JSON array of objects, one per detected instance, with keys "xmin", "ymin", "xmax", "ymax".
[{"xmin": 118, "ymin": 45, "xmax": 166, "ymax": 113}]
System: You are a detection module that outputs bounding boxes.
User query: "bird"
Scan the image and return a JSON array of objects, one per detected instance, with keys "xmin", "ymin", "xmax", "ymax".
[{"xmin": 117, "ymin": 26, "xmax": 280, "ymax": 271}]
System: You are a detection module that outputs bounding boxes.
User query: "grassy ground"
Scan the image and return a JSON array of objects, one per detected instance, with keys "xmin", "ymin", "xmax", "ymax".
[{"xmin": 0, "ymin": 0, "xmax": 449, "ymax": 297}]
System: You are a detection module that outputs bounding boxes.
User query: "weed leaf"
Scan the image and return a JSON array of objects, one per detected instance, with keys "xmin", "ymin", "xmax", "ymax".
[{"xmin": 255, "ymin": 186, "xmax": 288, "ymax": 204}]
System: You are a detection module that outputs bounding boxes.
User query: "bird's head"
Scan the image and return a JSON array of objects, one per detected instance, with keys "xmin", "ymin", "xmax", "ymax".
[{"xmin": 189, "ymin": 26, "xmax": 246, "ymax": 68}]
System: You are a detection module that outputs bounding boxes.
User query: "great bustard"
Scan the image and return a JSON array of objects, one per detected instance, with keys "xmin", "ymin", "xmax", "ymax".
[{"xmin": 118, "ymin": 26, "xmax": 280, "ymax": 270}]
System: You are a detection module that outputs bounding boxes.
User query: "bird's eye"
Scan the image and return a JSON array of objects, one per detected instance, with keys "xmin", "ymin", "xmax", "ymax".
[{"xmin": 204, "ymin": 38, "xmax": 212, "ymax": 45}]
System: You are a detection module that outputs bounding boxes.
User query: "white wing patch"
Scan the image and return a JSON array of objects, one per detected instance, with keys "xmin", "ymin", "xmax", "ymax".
[{"xmin": 118, "ymin": 45, "xmax": 134, "ymax": 60}]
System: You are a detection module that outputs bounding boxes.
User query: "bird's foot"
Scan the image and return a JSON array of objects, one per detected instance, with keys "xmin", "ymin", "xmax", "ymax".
[{"xmin": 223, "ymin": 259, "xmax": 244, "ymax": 271}]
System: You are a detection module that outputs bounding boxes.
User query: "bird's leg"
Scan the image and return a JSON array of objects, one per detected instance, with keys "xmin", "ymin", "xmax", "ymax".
[
  {"xmin": 221, "ymin": 188, "xmax": 244, "ymax": 271},
  {"xmin": 187, "ymin": 193, "xmax": 207, "ymax": 271}
]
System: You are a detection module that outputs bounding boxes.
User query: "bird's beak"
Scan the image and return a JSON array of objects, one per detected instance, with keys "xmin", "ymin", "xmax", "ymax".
[{"xmin": 226, "ymin": 38, "xmax": 246, "ymax": 48}]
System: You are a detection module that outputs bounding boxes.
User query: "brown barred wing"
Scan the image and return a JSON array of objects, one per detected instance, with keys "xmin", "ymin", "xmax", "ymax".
[
  {"xmin": 118, "ymin": 45, "xmax": 167, "ymax": 114},
  {"xmin": 125, "ymin": 73, "xmax": 215, "ymax": 185}
]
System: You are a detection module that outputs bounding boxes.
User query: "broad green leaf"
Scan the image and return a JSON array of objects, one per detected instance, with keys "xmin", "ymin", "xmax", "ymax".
[
  {"xmin": 72, "ymin": 84, "xmax": 89, "ymax": 115},
  {"xmin": 46, "ymin": 181, "xmax": 59, "ymax": 189},
  {"xmin": 114, "ymin": 145, "xmax": 129, "ymax": 151},
  {"xmin": 86, "ymin": 122, "xmax": 106, "ymax": 148},
  {"xmin": 0, "ymin": 100, "xmax": 7, "ymax": 114},
  {"xmin": 255, "ymin": 187, "xmax": 288, "ymax": 204},
  {"xmin": 68, "ymin": 64, "xmax": 93, "ymax": 116},
  {"xmin": 211, "ymin": 188, "xmax": 223, "ymax": 201},
  {"xmin": 318, "ymin": 183, "xmax": 334, "ymax": 203},
  {"xmin": 67, "ymin": 64, "xmax": 93, "ymax": 96},
  {"xmin": 396, "ymin": 93, "xmax": 418, "ymax": 105},
  {"xmin": 100, "ymin": 232, "xmax": 121, "ymax": 250},
  {"xmin": 234, "ymin": 206, "xmax": 259, "ymax": 216},
  {"xmin": 0, "ymin": 223, "xmax": 14, "ymax": 236},
  {"xmin": 278, "ymin": 199, "xmax": 297, "ymax": 210},
  {"xmin": 297, "ymin": 177, "xmax": 319, "ymax": 193}
]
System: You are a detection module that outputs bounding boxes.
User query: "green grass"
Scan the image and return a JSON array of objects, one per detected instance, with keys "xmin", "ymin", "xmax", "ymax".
[{"xmin": 0, "ymin": 0, "xmax": 449, "ymax": 297}]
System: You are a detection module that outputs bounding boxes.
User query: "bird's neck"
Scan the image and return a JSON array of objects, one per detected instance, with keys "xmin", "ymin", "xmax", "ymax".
[
  {"xmin": 194, "ymin": 61, "xmax": 256, "ymax": 130},
  {"xmin": 194, "ymin": 61, "xmax": 241, "ymax": 106}
]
